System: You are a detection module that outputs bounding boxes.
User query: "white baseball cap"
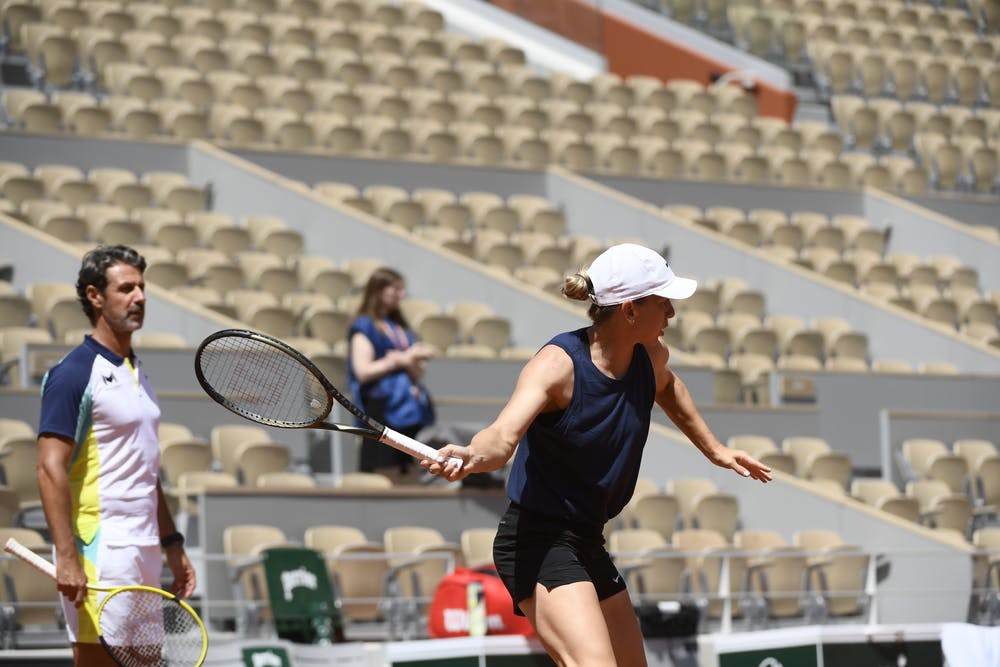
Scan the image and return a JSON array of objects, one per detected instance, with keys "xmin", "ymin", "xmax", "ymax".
[{"xmin": 588, "ymin": 243, "xmax": 697, "ymax": 306}]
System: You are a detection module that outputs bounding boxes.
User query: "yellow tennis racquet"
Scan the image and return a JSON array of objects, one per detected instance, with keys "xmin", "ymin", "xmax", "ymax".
[{"xmin": 4, "ymin": 537, "xmax": 208, "ymax": 667}]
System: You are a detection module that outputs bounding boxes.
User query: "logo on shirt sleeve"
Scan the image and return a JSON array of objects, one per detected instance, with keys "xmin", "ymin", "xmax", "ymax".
[{"xmin": 102, "ymin": 372, "xmax": 115, "ymax": 385}]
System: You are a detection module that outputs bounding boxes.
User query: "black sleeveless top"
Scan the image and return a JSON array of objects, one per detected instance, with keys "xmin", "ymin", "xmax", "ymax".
[{"xmin": 507, "ymin": 328, "xmax": 657, "ymax": 526}]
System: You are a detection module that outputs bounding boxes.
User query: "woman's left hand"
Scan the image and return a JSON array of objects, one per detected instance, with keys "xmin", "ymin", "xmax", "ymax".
[{"xmin": 715, "ymin": 447, "xmax": 772, "ymax": 482}]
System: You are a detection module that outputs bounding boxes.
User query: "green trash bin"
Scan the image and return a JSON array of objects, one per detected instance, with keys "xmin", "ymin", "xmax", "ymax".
[{"xmin": 260, "ymin": 547, "xmax": 346, "ymax": 644}]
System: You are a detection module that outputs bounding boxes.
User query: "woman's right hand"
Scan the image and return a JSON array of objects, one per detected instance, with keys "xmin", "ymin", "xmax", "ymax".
[{"xmin": 422, "ymin": 443, "xmax": 474, "ymax": 482}]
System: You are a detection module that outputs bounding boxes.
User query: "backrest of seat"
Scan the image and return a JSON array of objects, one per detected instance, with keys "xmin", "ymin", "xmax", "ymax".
[
  {"xmin": 328, "ymin": 544, "xmax": 389, "ymax": 621},
  {"xmin": 303, "ymin": 525, "xmax": 369, "ymax": 554},
  {"xmin": 459, "ymin": 527, "xmax": 496, "ymax": 568},
  {"xmin": 792, "ymin": 529, "xmax": 844, "ymax": 551},
  {"xmin": 159, "ymin": 440, "xmax": 212, "ymax": 487},
  {"xmin": 210, "ymin": 424, "xmax": 271, "ymax": 475},
  {"xmin": 901, "ymin": 438, "xmax": 950, "ymax": 477},
  {"xmin": 781, "ymin": 436, "xmax": 832, "ymax": 476},
  {"xmin": 630, "ymin": 493, "xmax": 681, "ymax": 540},
  {"xmin": 0, "ymin": 527, "xmax": 60, "ymax": 627},
  {"xmin": 665, "ymin": 477, "xmax": 718, "ymax": 520}
]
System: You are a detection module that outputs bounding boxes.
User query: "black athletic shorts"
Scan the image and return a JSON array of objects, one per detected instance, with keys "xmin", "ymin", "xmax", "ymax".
[{"xmin": 492, "ymin": 502, "xmax": 626, "ymax": 616}]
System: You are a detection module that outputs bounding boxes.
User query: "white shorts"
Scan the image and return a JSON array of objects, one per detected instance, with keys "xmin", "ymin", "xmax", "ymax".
[{"xmin": 59, "ymin": 541, "xmax": 162, "ymax": 644}]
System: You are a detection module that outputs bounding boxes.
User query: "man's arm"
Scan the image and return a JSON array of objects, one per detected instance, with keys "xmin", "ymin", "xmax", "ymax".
[
  {"xmin": 37, "ymin": 433, "xmax": 88, "ymax": 605},
  {"xmin": 156, "ymin": 481, "xmax": 196, "ymax": 598}
]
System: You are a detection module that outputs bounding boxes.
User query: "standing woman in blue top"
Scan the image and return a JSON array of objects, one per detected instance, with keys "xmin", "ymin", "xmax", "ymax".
[
  {"xmin": 424, "ymin": 244, "xmax": 772, "ymax": 666},
  {"xmin": 347, "ymin": 267, "xmax": 437, "ymax": 484}
]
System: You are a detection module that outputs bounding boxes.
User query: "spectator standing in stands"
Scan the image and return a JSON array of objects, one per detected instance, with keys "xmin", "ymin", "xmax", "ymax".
[
  {"xmin": 36, "ymin": 245, "xmax": 195, "ymax": 667},
  {"xmin": 425, "ymin": 243, "xmax": 772, "ymax": 666},
  {"xmin": 347, "ymin": 266, "xmax": 437, "ymax": 484}
]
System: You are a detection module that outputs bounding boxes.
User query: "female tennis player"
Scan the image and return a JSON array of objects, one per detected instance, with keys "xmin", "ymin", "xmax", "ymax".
[{"xmin": 424, "ymin": 243, "xmax": 771, "ymax": 666}]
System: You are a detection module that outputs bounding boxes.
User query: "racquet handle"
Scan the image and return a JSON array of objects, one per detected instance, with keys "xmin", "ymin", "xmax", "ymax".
[
  {"xmin": 4, "ymin": 538, "xmax": 56, "ymax": 580},
  {"xmin": 379, "ymin": 427, "xmax": 464, "ymax": 472}
]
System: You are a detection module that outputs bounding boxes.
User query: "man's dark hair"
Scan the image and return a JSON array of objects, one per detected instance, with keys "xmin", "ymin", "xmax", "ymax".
[{"xmin": 76, "ymin": 245, "xmax": 146, "ymax": 324}]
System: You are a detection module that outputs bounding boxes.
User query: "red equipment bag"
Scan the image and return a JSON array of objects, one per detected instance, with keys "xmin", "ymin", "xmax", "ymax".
[{"xmin": 427, "ymin": 565, "xmax": 536, "ymax": 638}]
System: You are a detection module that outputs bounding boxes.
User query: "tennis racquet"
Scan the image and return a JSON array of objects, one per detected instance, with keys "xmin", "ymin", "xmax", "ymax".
[
  {"xmin": 193, "ymin": 328, "xmax": 462, "ymax": 471},
  {"xmin": 3, "ymin": 537, "xmax": 208, "ymax": 667}
]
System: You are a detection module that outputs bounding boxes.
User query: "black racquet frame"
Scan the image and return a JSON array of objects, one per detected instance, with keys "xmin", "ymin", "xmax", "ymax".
[{"xmin": 194, "ymin": 328, "xmax": 460, "ymax": 468}]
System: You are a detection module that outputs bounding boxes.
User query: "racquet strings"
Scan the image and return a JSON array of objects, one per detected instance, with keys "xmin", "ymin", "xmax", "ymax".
[
  {"xmin": 99, "ymin": 589, "xmax": 203, "ymax": 667},
  {"xmin": 197, "ymin": 335, "xmax": 329, "ymax": 426}
]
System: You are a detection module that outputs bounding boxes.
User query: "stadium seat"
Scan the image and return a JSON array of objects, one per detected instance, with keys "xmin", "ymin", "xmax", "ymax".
[
  {"xmin": 626, "ymin": 492, "xmax": 682, "ymax": 541},
  {"xmin": 236, "ymin": 441, "xmax": 291, "ymax": 486},
  {"xmin": 0, "ymin": 527, "xmax": 63, "ymax": 645},
  {"xmin": 609, "ymin": 529, "xmax": 686, "ymax": 605},
  {"xmin": 211, "ymin": 424, "xmax": 271, "ymax": 476},
  {"xmin": 906, "ymin": 479, "xmax": 973, "ymax": 536},
  {"xmin": 673, "ymin": 527, "xmax": 744, "ymax": 617},
  {"xmin": 459, "ymin": 527, "xmax": 497, "ymax": 568},
  {"xmin": 382, "ymin": 525, "xmax": 462, "ymax": 627},
  {"xmin": 159, "ymin": 440, "xmax": 213, "ymax": 488},
  {"xmin": 335, "ymin": 472, "xmax": 393, "ymax": 489},
  {"xmin": 223, "ymin": 523, "xmax": 296, "ymax": 633}
]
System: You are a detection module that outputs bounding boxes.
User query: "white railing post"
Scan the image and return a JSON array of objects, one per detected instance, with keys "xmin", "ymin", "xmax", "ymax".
[{"xmin": 720, "ymin": 553, "xmax": 732, "ymax": 634}]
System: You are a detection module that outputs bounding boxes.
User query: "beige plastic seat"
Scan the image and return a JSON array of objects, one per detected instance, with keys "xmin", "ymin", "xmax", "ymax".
[
  {"xmin": 336, "ymin": 472, "xmax": 393, "ymax": 489},
  {"xmin": 972, "ymin": 527, "xmax": 1000, "ymax": 611},
  {"xmin": 304, "ymin": 525, "xmax": 371, "ymax": 555},
  {"xmin": 901, "ymin": 438, "xmax": 952, "ymax": 479},
  {"xmin": 46, "ymin": 297, "xmax": 91, "ymax": 342},
  {"xmin": 976, "ymin": 456, "xmax": 1000, "ymax": 510},
  {"xmin": 300, "ymin": 264, "xmax": 352, "ymax": 304},
  {"xmin": 383, "ymin": 526, "xmax": 463, "ymax": 608},
  {"xmin": 300, "ymin": 307, "xmax": 350, "ymax": 346},
  {"xmin": 850, "ymin": 478, "xmax": 918, "ymax": 517},
  {"xmin": 132, "ymin": 330, "xmax": 187, "ymax": 350},
  {"xmin": 0, "ymin": 438, "xmax": 40, "ymax": 507},
  {"xmin": 467, "ymin": 316, "xmax": 511, "ymax": 354},
  {"xmin": 158, "ymin": 421, "xmax": 194, "ymax": 448},
  {"xmin": 906, "ymin": 479, "xmax": 973, "ymax": 535},
  {"xmin": 159, "ymin": 440, "xmax": 213, "ymax": 488},
  {"xmin": 236, "ymin": 442, "xmax": 291, "ymax": 486},
  {"xmin": 627, "ymin": 492, "xmax": 681, "ymax": 541},
  {"xmin": 23, "ymin": 22, "xmax": 78, "ymax": 90},
  {"xmin": 223, "ymin": 523, "xmax": 294, "ymax": 631},
  {"xmin": 0, "ymin": 486, "xmax": 20, "ymax": 526},
  {"xmin": 610, "ymin": 530, "xmax": 686, "ymax": 605},
  {"xmin": 137, "ymin": 253, "xmax": 189, "ymax": 288},
  {"xmin": 781, "ymin": 436, "xmax": 832, "ymax": 477},
  {"xmin": 806, "ymin": 452, "xmax": 853, "ymax": 491},
  {"xmin": 0, "ymin": 293, "xmax": 32, "ymax": 329},
  {"xmin": 0, "ymin": 527, "xmax": 63, "ymax": 639},
  {"xmin": 672, "ymin": 528, "xmax": 745, "ymax": 619},
  {"xmin": 665, "ymin": 477, "xmax": 718, "ymax": 525},
  {"xmin": 0, "ymin": 418, "xmax": 35, "ymax": 447},
  {"xmin": 953, "ymin": 439, "xmax": 998, "ymax": 474},
  {"xmin": 211, "ymin": 424, "xmax": 271, "ymax": 477},
  {"xmin": 742, "ymin": 544, "xmax": 816, "ymax": 624},
  {"xmin": 690, "ymin": 493, "xmax": 740, "ymax": 541},
  {"xmin": 460, "ymin": 527, "xmax": 497, "ymax": 568},
  {"xmin": 416, "ymin": 314, "xmax": 459, "ymax": 354},
  {"xmin": 0, "ymin": 326, "xmax": 53, "ymax": 387},
  {"xmin": 327, "ymin": 542, "xmax": 390, "ymax": 622}
]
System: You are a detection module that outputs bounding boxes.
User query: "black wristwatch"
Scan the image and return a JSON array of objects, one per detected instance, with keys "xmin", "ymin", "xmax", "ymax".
[{"xmin": 160, "ymin": 531, "xmax": 185, "ymax": 549}]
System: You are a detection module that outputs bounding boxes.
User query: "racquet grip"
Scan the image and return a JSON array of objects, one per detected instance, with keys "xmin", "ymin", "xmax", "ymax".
[
  {"xmin": 379, "ymin": 427, "xmax": 464, "ymax": 471},
  {"xmin": 4, "ymin": 538, "xmax": 56, "ymax": 580}
]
